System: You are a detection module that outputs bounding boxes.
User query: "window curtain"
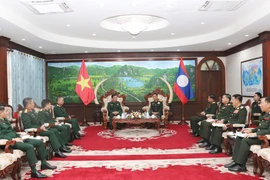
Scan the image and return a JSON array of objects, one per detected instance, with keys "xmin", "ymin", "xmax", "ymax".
[{"xmin": 7, "ymin": 50, "xmax": 46, "ymax": 109}]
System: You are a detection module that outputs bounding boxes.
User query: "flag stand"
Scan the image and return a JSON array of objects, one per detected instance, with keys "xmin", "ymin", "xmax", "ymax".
[
  {"xmin": 178, "ymin": 103, "xmax": 188, "ymax": 125},
  {"xmin": 80, "ymin": 105, "xmax": 89, "ymax": 126}
]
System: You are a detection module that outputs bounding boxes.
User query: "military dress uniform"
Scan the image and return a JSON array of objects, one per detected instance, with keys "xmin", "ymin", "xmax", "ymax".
[
  {"xmin": 199, "ymin": 103, "xmax": 233, "ymax": 144},
  {"xmin": 38, "ymin": 109, "xmax": 71, "ymax": 144},
  {"xmin": 0, "ymin": 118, "xmax": 48, "ymax": 170},
  {"xmin": 21, "ymin": 109, "xmax": 64, "ymax": 151},
  {"xmin": 251, "ymin": 101, "xmax": 262, "ymax": 121},
  {"xmin": 228, "ymin": 112, "xmax": 270, "ymax": 171},
  {"xmin": 107, "ymin": 101, "xmax": 123, "ymax": 129},
  {"xmin": 190, "ymin": 102, "xmax": 218, "ymax": 135},
  {"xmin": 149, "ymin": 100, "xmax": 163, "ymax": 117},
  {"xmin": 54, "ymin": 105, "xmax": 81, "ymax": 136},
  {"xmin": 210, "ymin": 105, "xmax": 247, "ymax": 149}
]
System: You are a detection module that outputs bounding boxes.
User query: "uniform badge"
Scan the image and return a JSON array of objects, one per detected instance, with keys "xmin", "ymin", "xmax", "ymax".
[
  {"xmin": 234, "ymin": 110, "xmax": 239, "ymax": 114},
  {"xmin": 264, "ymin": 117, "xmax": 270, "ymax": 121}
]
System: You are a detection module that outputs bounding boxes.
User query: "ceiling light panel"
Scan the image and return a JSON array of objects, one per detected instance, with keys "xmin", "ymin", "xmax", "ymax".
[{"xmin": 198, "ymin": 0, "xmax": 248, "ymax": 12}]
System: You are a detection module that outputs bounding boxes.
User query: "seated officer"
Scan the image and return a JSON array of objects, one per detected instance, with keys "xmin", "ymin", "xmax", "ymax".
[
  {"xmin": 21, "ymin": 98, "xmax": 69, "ymax": 158},
  {"xmin": 209, "ymin": 94, "xmax": 247, "ymax": 154},
  {"xmin": 107, "ymin": 94, "xmax": 123, "ymax": 130},
  {"xmin": 54, "ymin": 96, "xmax": 82, "ymax": 139},
  {"xmin": 225, "ymin": 96, "xmax": 270, "ymax": 172},
  {"xmin": 190, "ymin": 94, "xmax": 218, "ymax": 137},
  {"xmin": 198, "ymin": 94, "xmax": 233, "ymax": 148},
  {"xmin": 0, "ymin": 105, "xmax": 56, "ymax": 178},
  {"xmin": 149, "ymin": 93, "xmax": 163, "ymax": 117},
  {"xmin": 251, "ymin": 92, "xmax": 262, "ymax": 123},
  {"xmin": 38, "ymin": 99, "xmax": 73, "ymax": 147}
]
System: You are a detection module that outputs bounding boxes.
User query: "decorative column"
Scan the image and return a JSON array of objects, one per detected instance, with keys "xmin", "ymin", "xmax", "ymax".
[
  {"xmin": 0, "ymin": 36, "xmax": 10, "ymax": 103},
  {"xmin": 259, "ymin": 31, "xmax": 270, "ymax": 96}
]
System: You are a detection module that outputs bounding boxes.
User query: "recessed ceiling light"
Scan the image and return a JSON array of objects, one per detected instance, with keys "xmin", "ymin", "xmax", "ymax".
[
  {"xmin": 22, "ymin": 38, "xmax": 26, "ymax": 41},
  {"xmin": 99, "ymin": 3, "xmax": 105, "ymax": 7},
  {"xmin": 117, "ymin": 50, "xmax": 121, "ymax": 52},
  {"xmin": 228, "ymin": 43, "xmax": 232, "ymax": 45},
  {"xmin": 132, "ymin": 36, "xmax": 136, "ymax": 38},
  {"xmin": 177, "ymin": 49, "xmax": 180, "ymax": 51},
  {"xmin": 245, "ymin": 34, "xmax": 249, "ymax": 37},
  {"xmin": 92, "ymin": 33, "xmax": 96, "ymax": 36},
  {"xmin": 171, "ymin": 33, "xmax": 175, "ymax": 36},
  {"xmin": 151, "ymin": 50, "xmax": 154, "ymax": 51},
  {"xmin": 85, "ymin": 51, "xmax": 88, "ymax": 53},
  {"xmin": 39, "ymin": 46, "xmax": 42, "ymax": 49},
  {"xmin": 201, "ymin": 22, "xmax": 205, "ymax": 25},
  {"xmin": 66, "ymin": 24, "xmax": 71, "ymax": 27}
]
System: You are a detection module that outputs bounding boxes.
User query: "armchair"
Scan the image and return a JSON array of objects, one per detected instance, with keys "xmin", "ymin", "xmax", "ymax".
[
  {"xmin": 100, "ymin": 89, "xmax": 129, "ymax": 129},
  {"xmin": 142, "ymin": 88, "xmax": 170, "ymax": 128}
]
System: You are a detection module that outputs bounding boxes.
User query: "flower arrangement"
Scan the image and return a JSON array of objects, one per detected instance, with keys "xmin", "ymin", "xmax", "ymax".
[{"xmin": 127, "ymin": 111, "xmax": 144, "ymax": 119}]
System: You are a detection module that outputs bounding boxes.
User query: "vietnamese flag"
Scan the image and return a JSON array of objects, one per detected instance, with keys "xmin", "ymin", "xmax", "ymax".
[
  {"xmin": 173, "ymin": 58, "xmax": 194, "ymax": 104},
  {"xmin": 75, "ymin": 60, "xmax": 95, "ymax": 105}
]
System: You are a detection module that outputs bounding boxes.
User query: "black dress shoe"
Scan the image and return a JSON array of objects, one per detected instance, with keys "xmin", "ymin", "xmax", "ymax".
[
  {"xmin": 199, "ymin": 142, "xmax": 210, "ymax": 148},
  {"xmin": 65, "ymin": 142, "xmax": 73, "ymax": 146},
  {"xmin": 209, "ymin": 146, "xmax": 222, "ymax": 154},
  {"xmin": 228, "ymin": 164, "xmax": 247, "ymax": 172},
  {"xmin": 193, "ymin": 133, "xmax": 199, "ymax": 137},
  {"xmin": 41, "ymin": 163, "xmax": 57, "ymax": 170},
  {"xmin": 197, "ymin": 139, "xmax": 205, "ymax": 144},
  {"xmin": 55, "ymin": 151, "xmax": 67, "ymax": 158},
  {"xmin": 75, "ymin": 135, "xmax": 81, "ymax": 139},
  {"xmin": 60, "ymin": 147, "xmax": 72, "ymax": 153},
  {"xmin": 224, "ymin": 161, "xmax": 236, "ymax": 168},
  {"xmin": 205, "ymin": 144, "xmax": 215, "ymax": 150},
  {"xmin": 31, "ymin": 171, "xmax": 47, "ymax": 178}
]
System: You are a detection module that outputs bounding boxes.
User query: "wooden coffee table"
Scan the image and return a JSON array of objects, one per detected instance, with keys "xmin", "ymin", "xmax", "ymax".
[{"xmin": 112, "ymin": 118, "xmax": 160, "ymax": 132}]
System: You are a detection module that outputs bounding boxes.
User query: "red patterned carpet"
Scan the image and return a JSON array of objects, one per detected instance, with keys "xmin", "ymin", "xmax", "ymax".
[{"xmin": 16, "ymin": 123, "xmax": 268, "ymax": 180}]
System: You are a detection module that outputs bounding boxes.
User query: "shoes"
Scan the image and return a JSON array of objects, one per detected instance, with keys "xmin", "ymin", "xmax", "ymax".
[
  {"xmin": 224, "ymin": 161, "xmax": 236, "ymax": 168},
  {"xmin": 31, "ymin": 171, "xmax": 47, "ymax": 178},
  {"xmin": 79, "ymin": 133, "xmax": 84, "ymax": 137},
  {"xmin": 209, "ymin": 146, "xmax": 222, "ymax": 154},
  {"xmin": 65, "ymin": 142, "xmax": 73, "ymax": 146},
  {"xmin": 41, "ymin": 163, "xmax": 57, "ymax": 170},
  {"xmin": 199, "ymin": 142, "xmax": 210, "ymax": 148},
  {"xmin": 228, "ymin": 164, "xmax": 247, "ymax": 172},
  {"xmin": 205, "ymin": 144, "xmax": 215, "ymax": 150},
  {"xmin": 74, "ymin": 135, "xmax": 81, "ymax": 139},
  {"xmin": 193, "ymin": 133, "xmax": 199, "ymax": 137},
  {"xmin": 55, "ymin": 151, "xmax": 67, "ymax": 158},
  {"xmin": 197, "ymin": 139, "xmax": 205, "ymax": 144},
  {"xmin": 60, "ymin": 147, "xmax": 72, "ymax": 153}
]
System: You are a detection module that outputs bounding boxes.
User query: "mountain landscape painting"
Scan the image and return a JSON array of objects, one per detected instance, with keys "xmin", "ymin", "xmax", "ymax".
[{"xmin": 47, "ymin": 60, "xmax": 196, "ymax": 103}]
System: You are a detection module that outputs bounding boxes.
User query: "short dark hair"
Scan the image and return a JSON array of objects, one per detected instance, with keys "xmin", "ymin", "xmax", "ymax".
[
  {"xmin": 41, "ymin": 99, "xmax": 52, "ymax": 108},
  {"xmin": 153, "ymin": 93, "xmax": 158, "ymax": 96},
  {"xmin": 111, "ymin": 94, "xmax": 117, "ymax": 98},
  {"xmin": 232, "ymin": 94, "xmax": 243, "ymax": 103},
  {"xmin": 264, "ymin": 97, "xmax": 270, "ymax": 103},
  {"xmin": 224, "ymin": 94, "xmax": 231, "ymax": 101},
  {"xmin": 0, "ymin": 106, "xmax": 4, "ymax": 112},
  {"xmin": 209, "ymin": 94, "xmax": 215, "ymax": 100},
  {"xmin": 56, "ymin": 96, "xmax": 63, "ymax": 102},
  {"xmin": 255, "ymin": 92, "xmax": 262, "ymax": 98},
  {"xmin": 23, "ymin": 97, "xmax": 33, "ymax": 108}
]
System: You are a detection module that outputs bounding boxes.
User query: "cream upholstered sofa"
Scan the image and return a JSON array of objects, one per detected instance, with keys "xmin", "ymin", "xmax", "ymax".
[
  {"xmin": 142, "ymin": 88, "xmax": 170, "ymax": 128},
  {"xmin": 100, "ymin": 89, "xmax": 129, "ymax": 129}
]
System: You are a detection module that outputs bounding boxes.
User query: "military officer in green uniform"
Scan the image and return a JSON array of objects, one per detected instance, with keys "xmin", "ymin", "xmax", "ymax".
[
  {"xmin": 38, "ymin": 99, "xmax": 73, "ymax": 147},
  {"xmin": 209, "ymin": 94, "xmax": 247, "ymax": 154},
  {"xmin": 0, "ymin": 105, "xmax": 56, "ymax": 178},
  {"xmin": 149, "ymin": 93, "xmax": 163, "ymax": 117},
  {"xmin": 21, "ymin": 98, "xmax": 69, "ymax": 158},
  {"xmin": 225, "ymin": 96, "xmax": 270, "ymax": 172},
  {"xmin": 251, "ymin": 92, "xmax": 262, "ymax": 123},
  {"xmin": 198, "ymin": 94, "xmax": 233, "ymax": 147},
  {"xmin": 107, "ymin": 94, "xmax": 123, "ymax": 130},
  {"xmin": 190, "ymin": 94, "xmax": 218, "ymax": 137},
  {"xmin": 54, "ymin": 96, "xmax": 81, "ymax": 139}
]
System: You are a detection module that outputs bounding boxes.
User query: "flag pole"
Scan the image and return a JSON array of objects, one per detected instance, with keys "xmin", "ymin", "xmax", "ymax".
[
  {"xmin": 179, "ymin": 103, "xmax": 187, "ymax": 125},
  {"xmin": 80, "ymin": 105, "xmax": 89, "ymax": 126}
]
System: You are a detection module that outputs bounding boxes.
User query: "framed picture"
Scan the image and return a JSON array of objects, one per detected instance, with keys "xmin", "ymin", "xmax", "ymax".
[{"xmin": 241, "ymin": 57, "xmax": 263, "ymax": 97}]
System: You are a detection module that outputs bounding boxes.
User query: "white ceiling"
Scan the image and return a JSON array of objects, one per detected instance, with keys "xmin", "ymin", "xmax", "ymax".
[{"xmin": 0, "ymin": 0, "xmax": 269, "ymax": 54}]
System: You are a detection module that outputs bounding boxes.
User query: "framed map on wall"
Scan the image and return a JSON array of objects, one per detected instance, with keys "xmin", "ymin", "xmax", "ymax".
[
  {"xmin": 47, "ymin": 60, "xmax": 196, "ymax": 103},
  {"xmin": 241, "ymin": 57, "xmax": 263, "ymax": 97}
]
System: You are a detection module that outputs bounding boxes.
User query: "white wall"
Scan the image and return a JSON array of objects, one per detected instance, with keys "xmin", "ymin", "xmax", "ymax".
[{"xmin": 225, "ymin": 44, "xmax": 262, "ymax": 102}]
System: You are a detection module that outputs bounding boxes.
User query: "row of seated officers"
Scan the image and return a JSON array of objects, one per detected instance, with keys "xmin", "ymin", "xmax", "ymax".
[
  {"xmin": 190, "ymin": 92, "xmax": 270, "ymax": 172},
  {"xmin": 0, "ymin": 96, "xmax": 83, "ymax": 178}
]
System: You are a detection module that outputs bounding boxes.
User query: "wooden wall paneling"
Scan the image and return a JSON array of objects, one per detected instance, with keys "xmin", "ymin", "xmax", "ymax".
[{"xmin": 0, "ymin": 36, "xmax": 10, "ymax": 103}]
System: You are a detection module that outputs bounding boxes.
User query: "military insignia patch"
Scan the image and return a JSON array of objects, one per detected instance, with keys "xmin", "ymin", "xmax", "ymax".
[{"xmin": 234, "ymin": 110, "xmax": 239, "ymax": 114}]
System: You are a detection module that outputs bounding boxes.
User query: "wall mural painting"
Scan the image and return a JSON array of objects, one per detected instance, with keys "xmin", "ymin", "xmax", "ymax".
[{"xmin": 47, "ymin": 60, "xmax": 196, "ymax": 103}]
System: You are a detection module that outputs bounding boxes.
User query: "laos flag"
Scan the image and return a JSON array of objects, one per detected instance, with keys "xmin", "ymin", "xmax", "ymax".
[{"xmin": 173, "ymin": 58, "xmax": 194, "ymax": 104}]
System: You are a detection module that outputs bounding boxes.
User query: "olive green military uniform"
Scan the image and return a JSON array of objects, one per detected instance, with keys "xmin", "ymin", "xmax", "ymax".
[
  {"xmin": 0, "ymin": 118, "xmax": 47, "ymax": 167},
  {"xmin": 107, "ymin": 101, "xmax": 123, "ymax": 128},
  {"xmin": 38, "ymin": 109, "xmax": 71, "ymax": 144},
  {"xmin": 21, "ymin": 109, "xmax": 64, "ymax": 151},
  {"xmin": 149, "ymin": 100, "xmax": 163, "ymax": 117},
  {"xmin": 210, "ymin": 105, "xmax": 247, "ymax": 147},
  {"xmin": 200, "ymin": 103, "xmax": 233, "ymax": 141},
  {"xmin": 54, "ymin": 105, "xmax": 81, "ymax": 136},
  {"xmin": 190, "ymin": 102, "xmax": 218, "ymax": 134},
  {"xmin": 233, "ymin": 112, "xmax": 270, "ymax": 166},
  {"xmin": 252, "ymin": 101, "xmax": 262, "ymax": 121}
]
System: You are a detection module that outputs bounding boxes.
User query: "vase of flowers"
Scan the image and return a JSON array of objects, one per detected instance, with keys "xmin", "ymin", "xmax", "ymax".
[{"xmin": 128, "ymin": 111, "xmax": 144, "ymax": 119}]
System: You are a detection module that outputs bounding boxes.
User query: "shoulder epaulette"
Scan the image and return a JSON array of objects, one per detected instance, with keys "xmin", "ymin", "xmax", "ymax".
[
  {"xmin": 212, "ymin": 102, "xmax": 216, "ymax": 104},
  {"xmin": 24, "ymin": 109, "xmax": 28, "ymax": 113}
]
